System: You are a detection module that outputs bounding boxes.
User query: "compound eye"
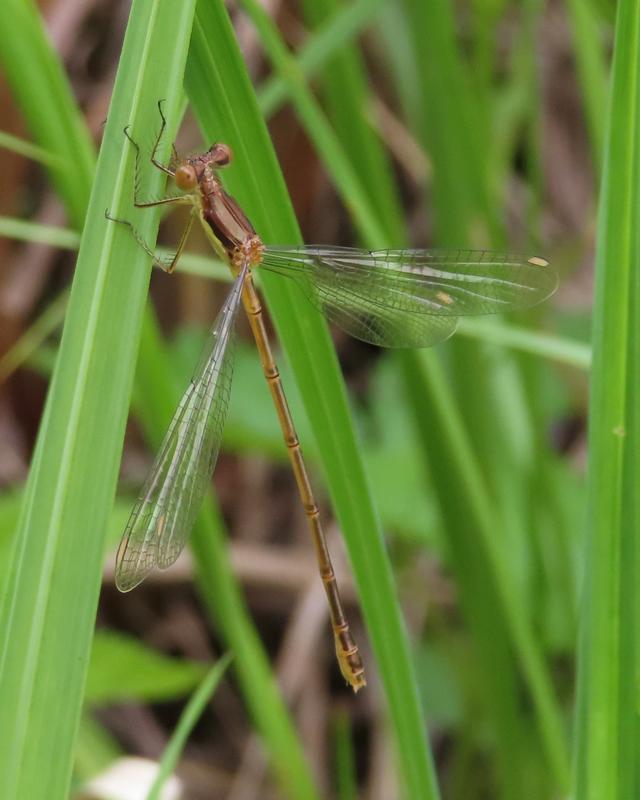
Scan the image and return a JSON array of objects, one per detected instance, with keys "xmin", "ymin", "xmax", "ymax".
[
  {"xmin": 210, "ymin": 143, "xmax": 233, "ymax": 167},
  {"xmin": 175, "ymin": 164, "xmax": 197, "ymax": 190}
]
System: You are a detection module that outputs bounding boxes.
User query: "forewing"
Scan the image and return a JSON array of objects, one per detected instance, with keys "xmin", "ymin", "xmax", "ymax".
[
  {"xmin": 261, "ymin": 246, "xmax": 557, "ymax": 348},
  {"xmin": 115, "ymin": 265, "xmax": 247, "ymax": 591}
]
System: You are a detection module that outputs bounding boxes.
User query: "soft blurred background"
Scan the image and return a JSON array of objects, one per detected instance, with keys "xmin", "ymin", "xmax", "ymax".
[{"xmin": 0, "ymin": 0, "xmax": 606, "ymax": 798}]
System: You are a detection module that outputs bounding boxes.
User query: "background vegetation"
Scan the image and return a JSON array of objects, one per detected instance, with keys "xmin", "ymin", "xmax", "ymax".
[{"xmin": 0, "ymin": 0, "xmax": 635, "ymax": 798}]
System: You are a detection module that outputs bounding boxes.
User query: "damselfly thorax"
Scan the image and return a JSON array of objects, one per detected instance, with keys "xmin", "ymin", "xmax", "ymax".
[{"xmin": 173, "ymin": 143, "xmax": 265, "ymax": 272}]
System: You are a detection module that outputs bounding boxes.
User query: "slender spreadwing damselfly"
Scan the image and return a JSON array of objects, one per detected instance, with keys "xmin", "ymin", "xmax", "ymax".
[{"xmin": 111, "ymin": 104, "xmax": 557, "ymax": 691}]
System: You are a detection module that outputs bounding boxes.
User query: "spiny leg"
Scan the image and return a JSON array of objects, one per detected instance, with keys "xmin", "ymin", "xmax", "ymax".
[
  {"xmin": 151, "ymin": 99, "xmax": 178, "ymax": 176},
  {"xmin": 105, "ymin": 208, "xmax": 195, "ymax": 274},
  {"xmin": 162, "ymin": 211, "xmax": 194, "ymax": 274},
  {"xmin": 123, "ymin": 103, "xmax": 176, "ymax": 208},
  {"xmin": 123, "ymin": 126, "xmax": 173, "ymax": 207}
]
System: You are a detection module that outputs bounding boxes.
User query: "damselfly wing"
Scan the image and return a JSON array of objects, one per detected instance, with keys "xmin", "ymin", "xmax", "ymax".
[{"xmin": 112, "ymin": 105, "xmax": 557, "ymax": 691}]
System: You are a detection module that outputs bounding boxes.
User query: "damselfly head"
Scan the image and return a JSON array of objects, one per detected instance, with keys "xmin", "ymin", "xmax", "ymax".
[
  {"xmin": 174, "ymin": 163, "xmax": 198, "ymax": 191},
  {"xmin": 175, "ymin": 144, "xmax": 233, "ymax": 191}
]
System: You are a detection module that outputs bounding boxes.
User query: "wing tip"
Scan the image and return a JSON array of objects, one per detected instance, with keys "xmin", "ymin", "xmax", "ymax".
[
  {"xmin": 526, "ymin": 255, "xmax": 558, "ymax": 305},
  {"xmin": 115, "ymin": 569, "xmax": 143, "ymax": 593}
]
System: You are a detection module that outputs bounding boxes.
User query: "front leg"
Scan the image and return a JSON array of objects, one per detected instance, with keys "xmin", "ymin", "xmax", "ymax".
[{"xmin": 124, "ymin": 118, "xmax": 181, "ymax": 208}]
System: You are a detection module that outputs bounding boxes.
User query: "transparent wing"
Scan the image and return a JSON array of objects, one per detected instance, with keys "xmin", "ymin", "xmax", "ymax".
[
  {"xmin": 261, "ymin": 246, "xmax": 557, "ymax": 348},
  {"xmin": 115, "ymin": 264, "xmax": 248, "ymax": 591}
]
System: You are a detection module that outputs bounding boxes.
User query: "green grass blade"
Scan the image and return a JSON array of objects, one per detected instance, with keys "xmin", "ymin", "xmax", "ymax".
[
  {"xmin": 333, "ymin": 711, "xmax": 358, "ymax": 800},
  {"xmin": 386, "ymin": 4, "xmax": 571, "ymax": 791},
  {"xmin": 146, "ymin": 654, "xmax": 232, "ymax": 800},
  {"xmin": 566, "ymin": 0, "xmax": 610, "ymax": 171},
  {"xmin": 86, "ymin": 631, "xmax": 208, "ymax": 704},
  {"xmin": 186, "ymin": 3, "xmax": 438, "ymax": 797},
  {"xmin": 397, "ymin": 0, "xmax": 500, "ymax": 246},
  {"xmin": 0, "ymin": 2, "xmax": 196, "ymax": 798},
  {"xmin": 0, "ymin": 0, "xmax": 94, "ymax": 228},
  {"xmin": 402, "ymin": 350, "xmax": 571, "ymax": 792},
  {"xmin": 574, "ymin": 2, "xmax": 640, "ymax": 797},
  {"xmin": 0, "ymin": 129, "xmax": 62, "ymax": 169},
  {"xmin": 238, "ymin": 0, "xmax": 387, "ymax": 247},
  {"xmin": 0, "ymin": 216, "xmax": 229, "ymax": 279},
  {"xmin": 289, "ymin": 3, "xmax": 435, "ymax": 788},
  {"xmin": 0, "ymin": 215, "xmax": 80, "ymax": 248},
  {"xmin": 300, "ymin": 0, "xmax": 405, "ymax": 243},
  {"xmin": 0, "ymin": 289, "xmax": 69, "ymax": 383},
  {"xmin": 258, "ymin": 0, "xmax": 386, "ymax": 118},
  {"xmin": 456, "ymin": 319, "xmax": 591, "ymax": 370}
]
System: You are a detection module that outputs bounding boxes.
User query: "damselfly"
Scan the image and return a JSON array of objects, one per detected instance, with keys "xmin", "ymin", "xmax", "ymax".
[{"xmin": 111, "ymin": 104, "xmax": 557, "ymax": 692}]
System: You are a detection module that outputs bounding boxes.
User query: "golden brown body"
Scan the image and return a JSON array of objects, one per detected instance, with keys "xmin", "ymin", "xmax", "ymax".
[{"xmin": 175, "ymin": 143, "xmax": 366, "ymax": 691}]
